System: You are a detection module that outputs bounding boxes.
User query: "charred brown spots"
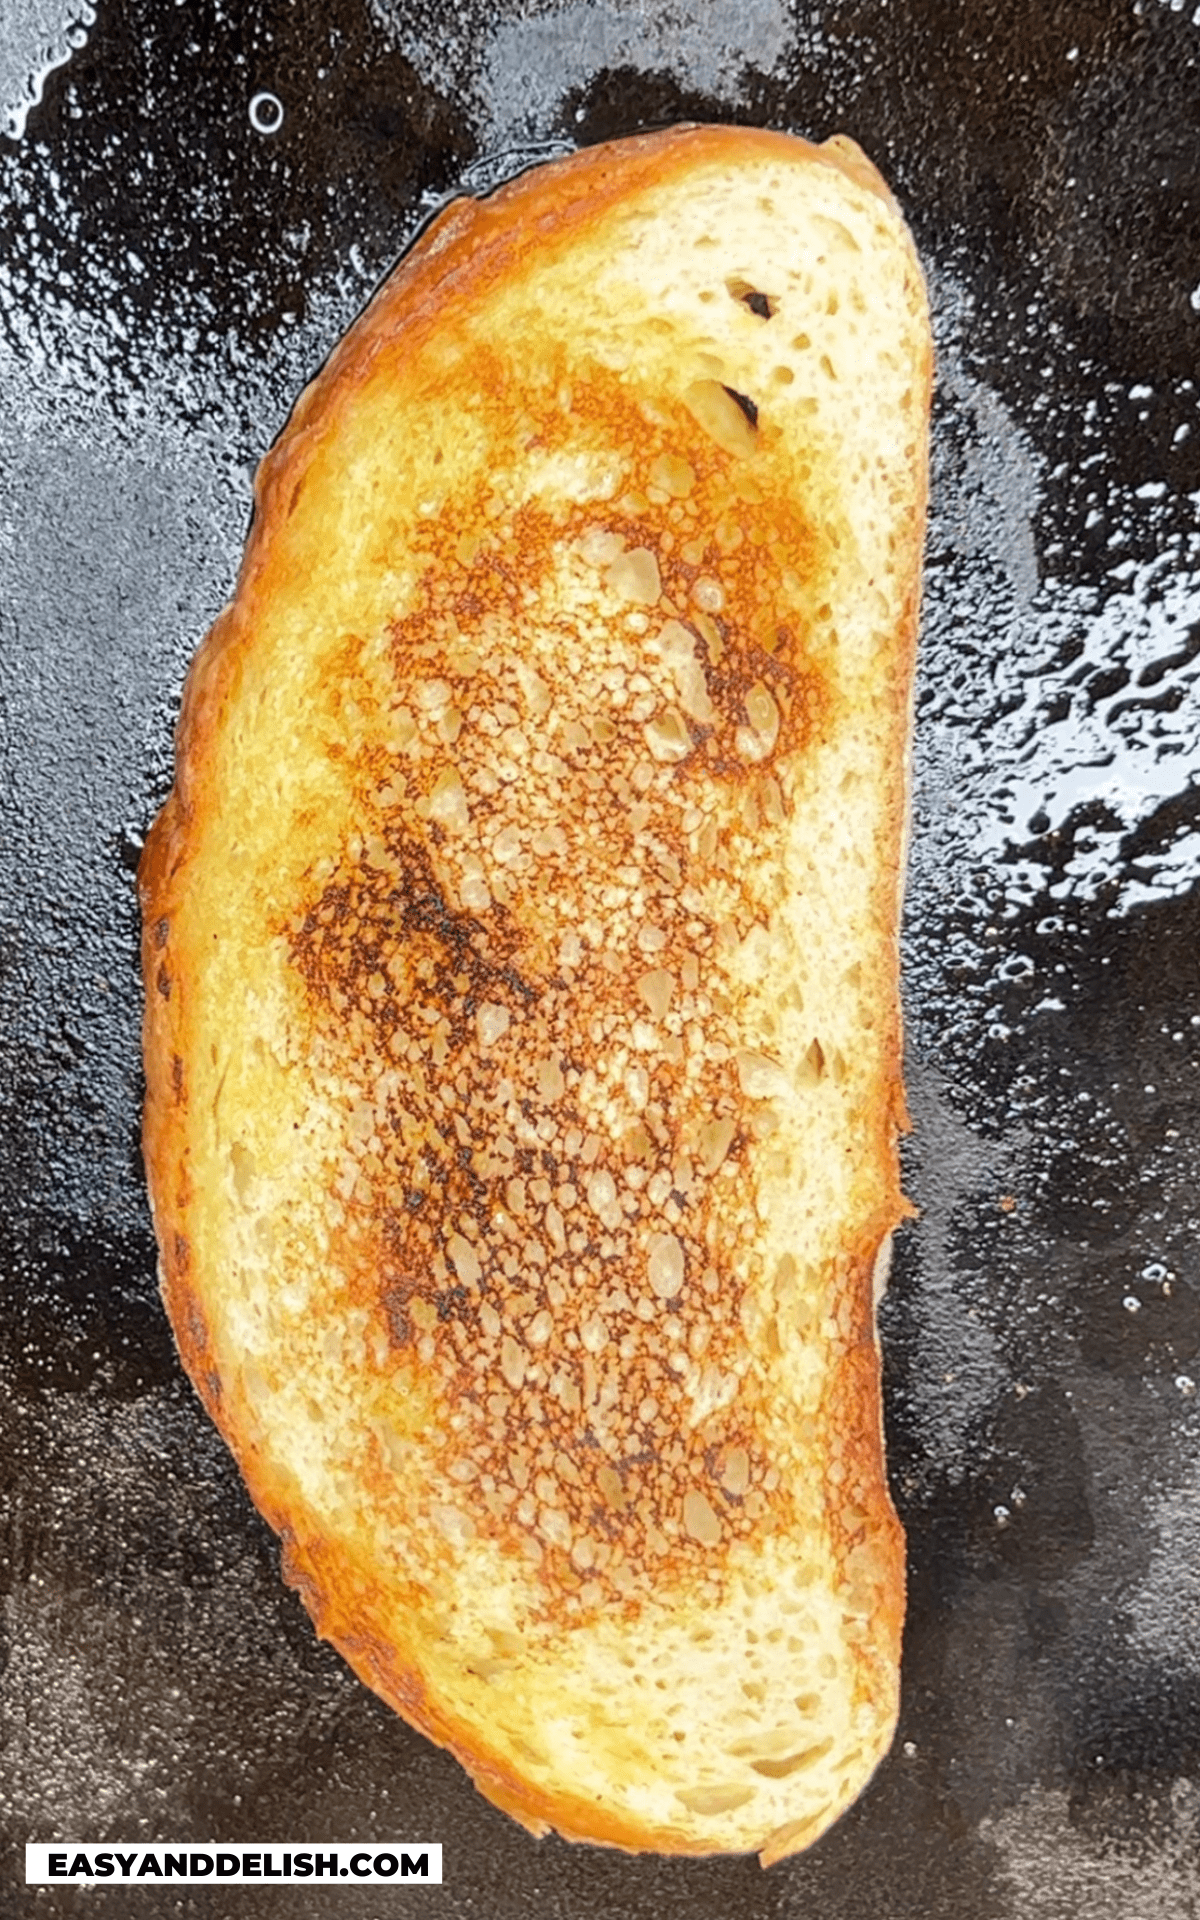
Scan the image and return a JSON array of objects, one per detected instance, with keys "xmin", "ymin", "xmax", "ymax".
[
  {"xmin": 293, "ymin": 831, "xmax": 526, "ymax": 1017},
  {"xmin": 290, "ymin": 834, "xmax": 542, "ymax": 1265},
  {"xmin": 276, "ymin": 361, "xmax": 834, "ymax": 1607},
  {"xmin": 287, "ymin": 801, "xmax": 779, "ymax": 1597}
]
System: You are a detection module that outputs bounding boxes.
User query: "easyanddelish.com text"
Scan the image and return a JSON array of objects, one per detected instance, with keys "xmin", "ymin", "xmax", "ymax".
[{"xmin": 26, "ymin": 1842, "xmax": 443, "ymax": 1884}]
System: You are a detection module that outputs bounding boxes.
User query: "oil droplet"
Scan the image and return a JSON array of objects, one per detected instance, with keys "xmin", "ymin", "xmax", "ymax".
[{"xmin": 249, "ymin": 91, "xmax": 284, "ymax": 136}]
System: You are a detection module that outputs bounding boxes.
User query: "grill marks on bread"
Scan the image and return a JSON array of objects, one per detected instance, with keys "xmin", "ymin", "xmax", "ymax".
[{"xmin": 285, "ymin": 378, "xmax": 837, "ymax": 1609}]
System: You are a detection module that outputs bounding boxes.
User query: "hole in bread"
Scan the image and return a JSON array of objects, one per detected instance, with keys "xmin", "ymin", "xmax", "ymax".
[
  {"xmin": 722, "ymin": 385, "xmax": 759, "ymax": 429},
  {"xmin": 797, "ymin": 1037, "xmax": 826, "ymax": 1085},
  {"xmin": 676, "ymin": 1784, "xmax": 757, "ymax": 1816},
  {"xmin": 725, "ymin": 276, "xmax": 777, "ymax": 319},
  {"xmin": 682, "ymin": 380, "xmax": 757, "ymax": 457},
  {"xmin": 750, "ymin": 1738, "xmax": 835, "ymax": 1780},
  {"xmin": 730, "ymin": 1726, "xmax": 810, "ymax": 1760}
]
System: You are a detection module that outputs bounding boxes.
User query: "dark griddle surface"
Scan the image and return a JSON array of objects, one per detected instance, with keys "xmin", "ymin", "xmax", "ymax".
[{"xmin": 3, "ymin": 3, "xmax": 1200, "ymax": 1913}]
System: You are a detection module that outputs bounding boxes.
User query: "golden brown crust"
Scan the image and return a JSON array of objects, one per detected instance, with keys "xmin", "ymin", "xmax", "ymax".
[{"xmin": 142, "ymin": 124, "xmax": 930, "ymax": 1861}]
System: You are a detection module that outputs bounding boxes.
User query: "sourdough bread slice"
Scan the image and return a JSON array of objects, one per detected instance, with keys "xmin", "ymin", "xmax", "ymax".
[{"xmin": 141, "ymin": 125, "xmax": 930, "ymax": 1862}]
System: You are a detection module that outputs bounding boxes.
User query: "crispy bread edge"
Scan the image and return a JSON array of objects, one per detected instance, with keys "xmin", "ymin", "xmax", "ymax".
[{"xmin": 140, "ymin": 123, "xmax": 931, "ymax": 1862}]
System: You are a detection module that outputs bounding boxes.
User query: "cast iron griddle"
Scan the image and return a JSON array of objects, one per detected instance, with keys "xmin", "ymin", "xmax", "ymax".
[{"xmin": 3, "ymin": 2, "xmax": 1200, "ymax": 1914}]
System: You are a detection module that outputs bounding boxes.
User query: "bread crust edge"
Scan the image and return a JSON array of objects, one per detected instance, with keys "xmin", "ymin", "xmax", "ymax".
[{"xmin": 140, "ymin": 123, "xmax": 930, "ymax": 1864}]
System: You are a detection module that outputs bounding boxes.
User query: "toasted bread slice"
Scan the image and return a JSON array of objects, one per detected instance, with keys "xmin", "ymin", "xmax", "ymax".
[{"xmin": 141, "ymin": 126, "xmax": 930, "ymax": 1862}]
